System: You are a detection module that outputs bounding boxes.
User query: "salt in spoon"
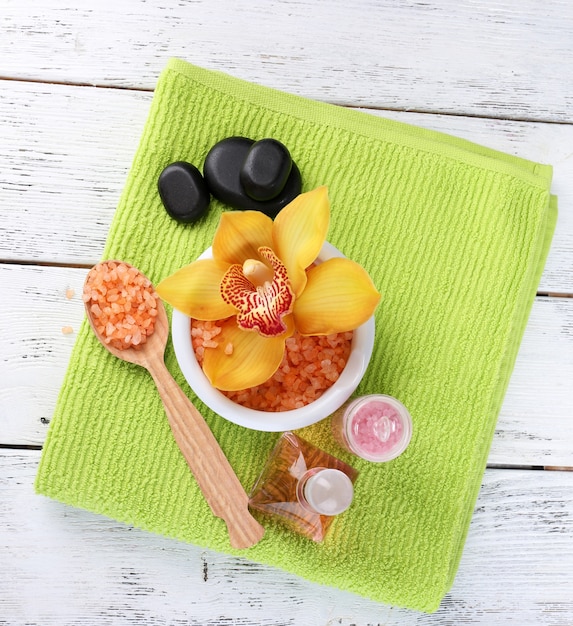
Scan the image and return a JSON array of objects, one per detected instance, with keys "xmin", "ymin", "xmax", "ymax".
[{"xmin": 83, "ymin": 260, "xmax": 265, "ymax": 549}]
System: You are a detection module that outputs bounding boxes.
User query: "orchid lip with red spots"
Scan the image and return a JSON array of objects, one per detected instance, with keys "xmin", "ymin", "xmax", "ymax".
[{"xmin": 220, "ymin": 247, "xmax": 294, "ymax": 337}]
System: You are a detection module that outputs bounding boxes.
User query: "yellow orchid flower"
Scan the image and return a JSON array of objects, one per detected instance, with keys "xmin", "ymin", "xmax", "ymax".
[{"xmin": 157, "ymin": 186, "xmax": 381, "ymax": 391}]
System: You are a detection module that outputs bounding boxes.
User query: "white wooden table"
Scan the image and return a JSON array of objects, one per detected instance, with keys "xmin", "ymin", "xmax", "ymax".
[{"xmin": 1, "ymin": 2, "xmax": 572, "ymax": 624}]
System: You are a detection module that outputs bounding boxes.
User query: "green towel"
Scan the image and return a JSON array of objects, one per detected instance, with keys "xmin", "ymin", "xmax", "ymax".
[{"xmin": 36, "ymin": 58, "xmax": 557, "ymax": 613}]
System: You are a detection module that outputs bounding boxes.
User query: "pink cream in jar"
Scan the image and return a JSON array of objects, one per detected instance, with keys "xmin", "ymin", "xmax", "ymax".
[{"xmin": 332, "ymin": 394, "xmax": 413, "ymax": 462}]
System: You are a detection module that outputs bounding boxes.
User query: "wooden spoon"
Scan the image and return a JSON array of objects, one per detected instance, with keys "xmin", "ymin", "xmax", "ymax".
[{"xmin": 83, "ymin": 261, "xmax": 265, "ymax": 549}]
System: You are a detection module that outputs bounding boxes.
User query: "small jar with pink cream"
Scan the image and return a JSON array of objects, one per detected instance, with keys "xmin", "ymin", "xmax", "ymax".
[{"xmin": 331, "ymin": 394, "xmax": 413, "ymax": 462}]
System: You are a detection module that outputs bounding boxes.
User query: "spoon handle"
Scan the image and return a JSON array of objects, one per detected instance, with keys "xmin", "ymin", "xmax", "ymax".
[{"xmin": 147, "ymin": 359, "xmax": 265, "ymax": 550}]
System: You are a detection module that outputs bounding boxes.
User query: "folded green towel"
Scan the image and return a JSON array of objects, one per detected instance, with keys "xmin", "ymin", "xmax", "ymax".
[{"xmin": 36, "ymin": 58, "xmax": 557, "ymax": 613}]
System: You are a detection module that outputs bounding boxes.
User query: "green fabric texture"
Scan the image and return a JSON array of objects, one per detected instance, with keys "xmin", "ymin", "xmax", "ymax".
[{"xmin": 36, "ymin": 58, "xmax": 557, "ymax": 613}]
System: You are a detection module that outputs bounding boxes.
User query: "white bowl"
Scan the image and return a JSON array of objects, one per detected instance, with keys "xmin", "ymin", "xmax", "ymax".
[{"xmin": 171, "ymin": 242, "xmax": 375, "ymax": 432}]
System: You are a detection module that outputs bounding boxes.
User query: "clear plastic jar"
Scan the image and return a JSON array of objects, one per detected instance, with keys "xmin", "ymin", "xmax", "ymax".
[{"xmin": 332, "ymin": 394, "xmax": 413, "ymax": 462}]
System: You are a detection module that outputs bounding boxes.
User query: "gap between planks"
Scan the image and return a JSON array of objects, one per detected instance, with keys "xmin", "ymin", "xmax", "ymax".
[
  {"xmin": 2, "ymin": 443, "xmax": 572, "ymax": 471},
  {"xmin": 2, "ymin": 74, "xmax": 572, "ymax": 127},
  {"xmin": 0, "ymin": 259, "xmax": 94, "ymax": 270},
  {"xmin": 3, "ymin": 260, "xmax": 572, "ymax": 300}
]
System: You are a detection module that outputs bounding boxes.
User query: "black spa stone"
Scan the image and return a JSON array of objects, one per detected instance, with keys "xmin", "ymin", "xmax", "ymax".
[
  {"xmin": 203, "ymin": 137, "xmax": 302, "ymax": 218},
  {"xmin": 158, "ymin": 161, "xmax": 210, "ymax": 223},
  {"xmin": 240, "ymin": 138, "xmax": 293, "ymax": 201}
]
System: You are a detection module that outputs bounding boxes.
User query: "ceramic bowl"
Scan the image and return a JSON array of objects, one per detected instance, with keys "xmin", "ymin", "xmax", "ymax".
[{"xmin": 171, "ymin": 242, "xmax": 375, "ymax": 431}]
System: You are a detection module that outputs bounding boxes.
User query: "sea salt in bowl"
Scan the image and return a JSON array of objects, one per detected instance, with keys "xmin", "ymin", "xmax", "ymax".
[{"xmin": 171, "ymin": 242, "xmax": 375, "ymax": 432}]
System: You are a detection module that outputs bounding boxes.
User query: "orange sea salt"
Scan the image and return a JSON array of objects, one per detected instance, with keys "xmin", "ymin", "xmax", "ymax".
[
  {"xmin": 191, "ymin": 318, "xmax": 353, "ymax": 412},
  {"xmin": 83, "ymin": 261, "xmax": 159, "ymax": 350}
]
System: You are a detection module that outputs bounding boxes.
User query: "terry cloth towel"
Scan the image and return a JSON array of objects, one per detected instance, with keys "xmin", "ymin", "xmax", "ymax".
[{"xmin": 36, "ymin": 58, "xmax": 557, "ymax": 613}]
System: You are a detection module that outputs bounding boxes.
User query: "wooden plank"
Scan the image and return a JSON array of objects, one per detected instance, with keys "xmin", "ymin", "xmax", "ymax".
[
  {"xmin": 491, "ymin": 295, "xmax": 573, "ymax": 467},
  {"xmin": 1, "ymin": 449, "xmax": 571, "ymax": 625},
  {"xmin": 1, "ymin": 1, "xmax": 572, "ymax": 122},
  {"xmin": 0, "ymin": 81, "xmax": 571, "ymax": 292},
  {"xmin": 1, "ymin": 264, "xmax": 572, "ymax": 467},
  {"xmin": 0, "ymin": 80, "xmax": 150, "ymax": 266},
  {"xmin": 0, "ymin": 265, "xmax": 85, "ymax": 445}
]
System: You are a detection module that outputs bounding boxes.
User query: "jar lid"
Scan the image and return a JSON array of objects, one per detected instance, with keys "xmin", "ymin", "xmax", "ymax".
[
  {"xmin": 301, "ymin": 468, "xmax": 354, "ymax": 516},
  {"xmin": 344, "ymin": 394, "xmax": 413, "ymax": 462}
]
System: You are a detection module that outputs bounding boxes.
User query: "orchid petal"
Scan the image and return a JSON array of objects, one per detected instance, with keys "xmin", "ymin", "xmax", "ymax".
[
  {"xmin": 156, "ymin": 259, "xmax": 236, "ymax": 320},
  {"xmin": 272, "ymin": 186, "xmax": 330, "ymax": 297},
  {"xmin": 293, "ymin": 257, "xmax": 381, "ymax": 335},
  {"xmin": 213, "ymin": 210, "xmax": 274, "ymax": 265},
  {"xmin": 202, "ymin": 317, "xmax": 289, "ymax": 391}
]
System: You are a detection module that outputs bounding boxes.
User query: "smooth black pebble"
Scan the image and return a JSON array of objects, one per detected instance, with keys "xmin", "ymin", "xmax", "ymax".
[
  {"xmin": 240, "ymin": 138, "xmax": 293, "ymax": 201},
  {"xmin": 203, "ymin": 137, "xmax": 302, "ymax": 218},
  {"xmin": 158, "ymin": 161, "xmax": 210, "ymax": 223}
]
